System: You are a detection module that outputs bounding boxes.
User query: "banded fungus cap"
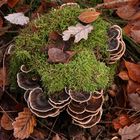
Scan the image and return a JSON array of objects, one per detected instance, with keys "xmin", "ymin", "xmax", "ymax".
[
  {"xmin": 68, "ymin": 90, "xmax": 92, "ymax": 103},
  {"xmin": 67, "ymin": 107, "xmax": 98, "ymax": 120},
  {"xmin": 17, "ymin": 72, "xmax": 39, "ymax": 90},
  {"xmin": 25, "ymin": 88, "xmax": 61, "ymax": 118},
  {"xmin": 28, "ymin": 88, "xmax": 54, "ymax": 112},
  {"xmin": 20, "ymin": 65, "xmax": 31, "ymax": 73},
  {"xmin": 73, "ymin": 109, "xmax": 103, "ymax": 128},
  {"xmin": 49, "ymin": 90, "xmax": 70, "ymax": 105},
  {"xmin": 108, "ymin": 38, "xmax": 120, "ymax": 52},
  {"xmin": 68, "ymin": 100, "xmax": 87, "ymax": 114},
  {"xmin": 108, "ymin": 25, "xmax": 122, "ymax": 39},
  {"xmin": 86, "ymin": 94, "xmax": 104, "ymax": 113}
]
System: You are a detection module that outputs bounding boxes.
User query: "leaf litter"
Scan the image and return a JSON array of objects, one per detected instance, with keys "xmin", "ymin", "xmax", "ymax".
[{"xmin": 0, "ymin": 0, "xmax": 140, "ymax": 139}]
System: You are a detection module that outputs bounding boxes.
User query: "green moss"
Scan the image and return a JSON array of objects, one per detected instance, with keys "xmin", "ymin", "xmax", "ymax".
[{"xmin": 10, "ymin": 6, "xmax": 116, "ymax": 94}]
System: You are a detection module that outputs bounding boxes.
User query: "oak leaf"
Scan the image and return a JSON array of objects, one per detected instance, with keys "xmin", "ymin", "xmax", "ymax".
[
  {"xmin": 1, "ymin": 113, "xmax": 13, "ymax": 130},
  {"xmin": 118, "ymin": 123, "xmax": 140, "ymax": 140},
  {"xmin": 12, "ymin": 108, "xmax": 36, "ymax": 139},
  {"xmin": 78, "ymin": 10, "xmax": 100, "ymax": 24},
  {"xmin": 124, "ymin": 61, "xmax": 140, "ymax": 83},
  {"xmin": 4, "ymin": 12, "xmax": 29, "ymax": 26},
  {"xmin": 128, "ymin": 93, "xmax": 140, "ymax": 111},
  {"xmin": 62, "ymin": 23, "xmax": 93, "ymax": 43}
]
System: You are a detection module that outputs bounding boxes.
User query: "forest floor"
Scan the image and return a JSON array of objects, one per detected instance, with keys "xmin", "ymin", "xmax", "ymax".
[{"xmin": 0, "ymin": 0, "xmax": 140, "ymax": 140}]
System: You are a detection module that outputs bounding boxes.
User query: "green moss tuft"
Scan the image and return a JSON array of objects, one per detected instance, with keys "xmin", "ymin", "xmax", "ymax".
[{"xmin": 10, "ymin": 6, "xmax": 116, "ymax": 94}]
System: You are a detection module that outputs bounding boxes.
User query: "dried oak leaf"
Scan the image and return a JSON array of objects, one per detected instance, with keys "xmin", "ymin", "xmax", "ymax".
[
  {"xmin": 127, "ymin": 79, "xmax": 140, "ymax": 94},
  {"xmin": 128, "ymin": 93, "xmax": 140, "ymax": 111},
  {"xmin": 7, "ymin": 0, "xmax": 19, "ymax": 8},
  {"xmin": 78, "ymin": 10, "xmax": 100, "ymax": 24},
  {"xmin": 118, "ymin": 123, "xmax": 140, "ymax": 140},
  {"xmin": 1, "ymin": 113, "xmax": 13, "ymax": 130},
  {"xmin": 62, "ymin": 23, "xmax": 93, "ymax": 43},
  {"xmin": 125, "ymin": 61, "xmax": 140, "ymax": 83},
  {"xmin": 12, "ymin": 108, "xmax": 36, "ymax": 140},
  {"xmin": 118, "ymin": 71, "xmax": 129, "ymax": 81}
]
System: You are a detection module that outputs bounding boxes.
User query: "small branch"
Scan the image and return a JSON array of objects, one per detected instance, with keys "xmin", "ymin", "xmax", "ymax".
[{"xmin": 95, "ymin": 0, "xmax": 132, "ymax": 9}]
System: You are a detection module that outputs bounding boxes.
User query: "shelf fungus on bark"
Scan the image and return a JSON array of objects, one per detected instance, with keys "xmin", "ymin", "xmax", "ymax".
[
  {"xmin": 67, "ymin": 90, "xmax": 104, "ymax": 128},
  {"xmin": 108, "ymin": 25, "xmax": 126, "ymax": 64}
]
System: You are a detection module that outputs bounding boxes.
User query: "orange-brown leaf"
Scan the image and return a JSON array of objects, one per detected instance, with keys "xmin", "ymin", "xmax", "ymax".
[
  {"xmin": 0, "ymin": 67, "xmax": 8, "ymax": 90},
  {"xmin": 1, "ymin": 113, "xmax": 13, "ymax": 130},
  {"xmin": 12, "ymin": 108, "xmax": 36, "ymax": 140},
  {"xmin": 125, "ymin": 61, "xmax": 140, "ymax": 83},
  {"xmin": 116, "ymin": 5, "xmax": 136, "ymax": 20},
  {"xmin": 0, "ymin": 0, "xmax": 7, "ymax": 7},
  {"xmin": 127, "ymin": 79, "xmax": 140, "ymax": 94},
  {"xmin": 78, "ymin": 10, "xmax": 100, "ymax": 24},
  {"xmin": 118, "ymin": 71, "xmax": 129, "ymax": 81},
  {"xmin": 0, "ymin": 16, "xmax": 3, "ymax": 28},
  {"xmin": 7, "ymin": 0, "xmax": 19, "ymax": 8}
]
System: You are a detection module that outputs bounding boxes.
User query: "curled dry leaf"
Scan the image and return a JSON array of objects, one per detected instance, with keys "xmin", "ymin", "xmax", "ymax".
[
  {"xmin": 62, "ymin": 23, "xmax": 93, "ymax": 43},
  {"xmin": 78, "ymin": 9, "xmax": 100, "ymax": 24},
  {"xmin": 4, "ymin": 12, "xmax": 29, "ymax": 26},
  {"xmin": 12, "ymin": 108, "xmax": 36, "ymax": 140},
  {"xmin": 7, "ymin": 0, "xmax": 19, "ymax": 8},
  {"xmin": 128, "ymin": 93, "xmax": 140, "ymax": 111},
  {"xmin": 1, "ymin": 113, "xmax": 13, "ymax": 130},
  {"xmin": 127, "ymin": 79, "xmax": 140, "ymax": 94},
  {"xmin": 118, "ymin": 71, "xmax": 129, "ymax": 81},
  {"xmin": 124, "ymin": 61, "xmax": 140, "ymax": 83},
  {"xmin": 119, "ymin": 123, "xmax": 140, "ymax": 140}
]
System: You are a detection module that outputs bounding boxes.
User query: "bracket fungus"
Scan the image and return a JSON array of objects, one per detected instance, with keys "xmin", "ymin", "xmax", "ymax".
[
  {"xmin": 108, "ymin": 25, "xmax": 126, "ymax": 64},
  {"xmin": 10, "ymin": 3, "xmax": 126, "ymax": 128},
  {"xmin": 67, "ymin": 90, "xmax": 104, "ymax": 128}
]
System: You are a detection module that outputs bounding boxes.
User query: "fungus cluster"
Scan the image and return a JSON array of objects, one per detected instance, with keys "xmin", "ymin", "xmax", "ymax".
[
  {"xmin": 10, "ymin": 4, "xmax": 126, "ymax": 128},
  {"xmin": 108, "ymin": 25, "xmax": 126, "ymax": 64},
  {"xmin": 67, "ymin": 90, "xmax": 103, "ymax": 128},
  {"xmin": 17, "ymin": 68, "xmax": 104, "ymax": 128}
]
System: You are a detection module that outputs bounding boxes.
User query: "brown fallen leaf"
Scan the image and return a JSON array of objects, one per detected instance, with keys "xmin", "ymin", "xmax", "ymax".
[
  {"xmin": 31, "ymin": 129, "xmax": 47, "ymax": 140},
  {"xmin": 0, "ymin": 0, "xmax": 7, "ymax": 7},
  {"xmin": 118, "ymin": 71, "xmax": 129, "ymax": 81},
  {"xmin": 116, "ymin": 5, "xmax": 136, "ymax": 20},
  {"xmin": 52, "ymin": 134, "xmax": 62, "ymax": 140},
  {"xmin": 128, "ymin": 93, "xmax": 140, "ymax": 111},
  {"xmin": 78, "ymin": 10, "xmax": 100, "ymax": 24},
  {"xmin": 0, "ymin": 67, "xmax": 8, "ymax": 90},
  {"xmin": 127, "ymin": 79, "xmax": 140, "ymax": 94},
  {"xmin": 124, "ymin": 61, "xmax": 140, "ymax": 83},
  {"xmin": 130, "ymin": 26, "xmax": 140, "ymax": 43},
  {"xmin": 7, "ymin": 0, "xmax": 19, "ymax": 8},
  {"xmin": 119, "ymin": 123, "xmax": 140, "ymax": 140},
  {"xmin": 0, "ymin": 16, "xmax": 3, "ymax": 28},
  {"xmin": 1, "ymin": 113, "xmax": 13, "ymax": 130},
  {"xmin": 12, "ymin": 108, "xmax": 36, "ymax": 139}
]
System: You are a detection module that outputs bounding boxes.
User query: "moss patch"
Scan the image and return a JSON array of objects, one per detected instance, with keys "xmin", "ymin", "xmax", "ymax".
[{"xmin": 10, "ymin": 6, "xmax": 116, "ymax": 94}]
